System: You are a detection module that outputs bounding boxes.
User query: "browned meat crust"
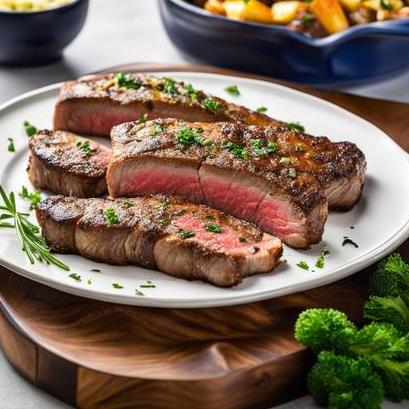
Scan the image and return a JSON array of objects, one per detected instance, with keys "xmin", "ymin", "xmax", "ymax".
[
  {"xmin": 53, "ymin": 73, "xmax": 281, "ymax": 137},
  {"xmin": 36, "ymin": 195, "xmax": 283, "ymax": 287},
  {"xmin": 28, "ymin": 130, "xmax": 111, "ymax": 198}
]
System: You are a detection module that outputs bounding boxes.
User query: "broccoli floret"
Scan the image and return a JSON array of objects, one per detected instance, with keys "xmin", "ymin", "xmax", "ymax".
[
  {"xmin": 295, "ymin": 309, "xmax": 409, "ymax": 401},
  {"xmin": 295, "ymin": 308, "xmax": 357, "ymax": 354},
  {"xmin": 308, "ymin": 351, "xmax": 384, "ymax": 409},
  {"xmin": 364, "ymin": 295, "xmax": 409, "ymax": 334},
  {"xmin": 369, "ymin": 253, "xmax": 409, "ymax": 298}
]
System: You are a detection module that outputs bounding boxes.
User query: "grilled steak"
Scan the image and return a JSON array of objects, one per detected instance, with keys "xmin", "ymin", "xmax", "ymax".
[
  {"xmin": 28, "ymin": 130, "xmax": 111, "ymax": 198},
  {"xmin": 36, "ymin": 195, "xmax": 283, "ymax": 287},
  {"xmin": 106, "ymin": 119, "xmax": 349, "ymax": 248},
  {"xmin": 53, "ymin": 73, "xmax": 281, "ymax": 137}
]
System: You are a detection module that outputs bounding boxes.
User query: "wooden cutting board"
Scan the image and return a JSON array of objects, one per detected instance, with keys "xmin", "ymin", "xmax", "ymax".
[{"xmin": 1, "ymin": 63, "xmax": 408, "ymax": 409}]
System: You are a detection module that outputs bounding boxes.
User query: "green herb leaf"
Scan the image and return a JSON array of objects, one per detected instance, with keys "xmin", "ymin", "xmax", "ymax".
[
  {"xmin": 115, "ymin": 72, "xmax": 142, "ymax": 89},
  {"xmin": 256, "ymin": 106, "xmax": 268, "ymax": 113},
  {"xmin": 7, "ymin": 137, "xmax": 15, "ymax": 153},
  {"xmin": 186, "ymin": 83, "xmax": 198, "ymax": 101},
  {"xmin": 204, "ymin": 222, "xmax": 222, "ymax": 233},
  {"xmin": 76, "ymin": 140, "xmax": 92, "ymax": 156},
  {"xmin": 19, "ymin": 185, "xmax": 41, "ymax": 210},
  {"xmin": 69, "ymin": 273, "xmax": 81, "ymax": 282},
  {"xmin": 0, "ymin": 185, "xmax": 69, "ymax": 271},
  {"xmin": 176, "ymin": 126, "xmax": 206, "ymax": 147},
  {"xmin": 138, "ymin": 113, "xmax": 148, "ymax": 123},
  {"xmin": 135, "ymin": 289, "xmax": 145, "ymax": 296},
  {"xmin": 140, "ymin": 283, "xmax": 156, "ymax": 288},
  {"xmin": 105, "ymin": 207, "xmax": 119, "ymax": 225},
  {"xmin": 221, "ymin": 140, "xmax": 249, "ymax": 159},
  {"xmin": 315, "ymin": 249, "xmax": 330, "ymax": 269},
  {"xmin": 297, "ymin": 261, "xmax": 310, "ymax": 270},
  {"xmin": 90, "ymin": 268, "xmax": 101, "ymax": 273},
  {"xmin": 301, "ymin": 13, "xmax": 315, "ymax": 22},
  {"xmin": 112, "ymin": 283, "xmax": 123, "ymax": 289},
  {"xmin": 179, "ymin": 230, "xmax": 195, "ymax": 239},
  {"xmin": 381, "ymin": 0, "xmax": 393, "ymax": 9},
  {"xmin": 225, "ymin": 85, "xmax": 240, "ymax": 96},
  {"xmin": 342, "ymin": 237, "xmax": 359, "ymax": 248},
  {"xmin": 23, "ymin": 120, "xmax": 37, "ymax": 137},
  {"xmin": 163, "ymin": 77, "xmax": 179, "ymax": 96},
  {"xmin": 285, "ymin": 122, "xmax": 305, "ymax": 133},
  {"xmin": 202, "ymin": 98, "xmax": 222, "ymax": 112}
]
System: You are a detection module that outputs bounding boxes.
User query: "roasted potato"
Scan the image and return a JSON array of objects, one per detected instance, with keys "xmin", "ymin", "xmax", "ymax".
[
  {"xmin": 243, "ymin": 0, "xmax": 273, "ymax": 23},
  {"xmin": 308, "ymin": 0, "xmax": 350, "ymax": 33},
  {"xmin": 272, "ymin": 1, "xmax": 308, "ymax": 24}
]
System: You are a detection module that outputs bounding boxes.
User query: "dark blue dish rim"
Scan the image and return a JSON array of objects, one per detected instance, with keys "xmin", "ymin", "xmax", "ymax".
[
  {"xmin": 168, "ymin": 0, "xmax": 409, "ymax": 47},
  {"xmin": 0, "ymin": 0, "xmax": 83, "ymax": 15}
]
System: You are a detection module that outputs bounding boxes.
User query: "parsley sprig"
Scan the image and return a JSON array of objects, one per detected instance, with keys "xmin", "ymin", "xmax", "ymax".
[
  {"xmin": 115, "ymin": 72, "xmax": 142, "ymax": 89},
  {"xmin": 0, "ymin": 185, "xmax": 69, "ymax": 270}
]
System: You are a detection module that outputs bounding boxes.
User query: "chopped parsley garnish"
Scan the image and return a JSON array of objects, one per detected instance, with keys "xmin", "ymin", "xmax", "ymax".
[
  {"xmin": 204, "ymin": 222, "xmax": 222, "ymax": 233},
  {"xmin": 380, "ymin": 0, "xmax": 393, "ymax": 9},
  {"xmin": 69, "ymin": 273, "xmax": 81, "ymax": 282},
  {"xmin": 19, "ymin": 185, "xmax": 41, "ymax": 210},
  {"xmin": 139, "ymin": 113, "xmax": 148, "ymax": 123},
  {"xmin": 140, "ymin": 283, "xmax": 156, "ymax": 288},
  {"xmin": 23, "ymin": 120, "xmax": 37, "ymax": 137},
  {"xmin": 105, "ymin": 207, "xmax": 119, "ymax": 225},
  {"xmin": 297, "ymin": 261, "xmax": 310, "ymax": 270},
  {"xmin": 256, "ymin": 106, "xmax": 268, "ymax": 113},
  {"xmin": 221, "ymin": 140, "xmax": 249, "ymax": 159},
  {"xmin": 163, "ymin": 77, "xmax": 179, "ymax": 95},
  {"xmin": 279, "ymin": 156, "xmax": 291, "ymax": 164},
  {"xmin": 90, "ymin": 268, "xmax": 101, "ymax": 273},
  {"xmin": 7, "ymin": 137, "xmax": 15, "ymax": 152},
  {"xmin": 176, "ymin": 126, "xmax": 205, "ymax": 147},
  {"xmin": 342, "ymin": 237, "xmax": 359, "ymax": 248},
  {"xmin": 87, "ymin": 279, "xmax": 92, "ymax": 285},
  {"xmin": 76, "ymin": 140, "xmax": 92, "ymax": 156},
  {"xmin": 186, "ymin": 83, "xmax": 198, "ymax": 100},
  {"xmin": 239, "ymin": 237, "xmax": 247, "ymax": 243},
  {"xmin": 251, "ymin": 140, "xmax": 277, "ymax": 157},
  {"xmin": 122, "ymin": 198, "xmax": 133, "ymax": 208},
  {"xmin": 285, "ymin": 122, "xmax": 305, "ymax": 133},
  {"xmin": 135, "ymin": 289, "xmax": 145, "ymax": 296},
  {"xmin": 179, "ymin": 230, "xmax": 195, "ymax": 239},
  {"xmin": 202, "ymin": 98, "xmax": 222, "ymax": 112},
  {"xmin": 315, "ymin": 249, "xmax": 330, "ymax": 269},
  {"xmin": 112, "ymin": 283, "xmax": 123, "ymax": 289},
  {"xmin": 225, "ymin": 85, "xmax": 240, "ymax": 96},
  {"xmin": 115, "ymin": 72, "xmax": 142, "ymax": 89}
]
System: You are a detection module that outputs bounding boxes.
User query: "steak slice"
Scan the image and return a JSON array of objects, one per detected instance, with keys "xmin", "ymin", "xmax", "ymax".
[
  {"xmin": 53, "ymin": 73, "xmax": 281, "ymax": 137},
  {"xmin": 107, "ymin": 120, "xmax": 337, "ymax": 248},
  {"xmin": 28, "ymin": 130, "xmax": 111, "ymax": 198},
  {"xmin": 36, "ymin": 195, "xmax": 283, "ymax": 287}
]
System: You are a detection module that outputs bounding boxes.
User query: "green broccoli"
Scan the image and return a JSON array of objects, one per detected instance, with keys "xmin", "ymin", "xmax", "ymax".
[
  {"xmin": 365, "ymin": 253, "xmax": 409, "ymax": 332},
  {"xmin": 364, "ymin": 295, "xmax": 409, "ymax": 334},
  {"xmin": 294, "ymin": 308, "xmax": 357, "ymax": 354},
  {"xmin": 369, "ymin": 253, "xmax": 409, "ymax": 298},
  {"xmin": 295, "ymin": 309, "xmax": 409, "ymax": 401},
  {"xmin": 308, "ymin": 351, "xmax": 384, "ymax": 409}
]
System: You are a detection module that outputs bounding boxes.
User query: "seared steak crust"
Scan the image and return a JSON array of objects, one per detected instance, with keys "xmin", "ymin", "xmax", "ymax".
[
  {"xmin": 36, "ymin": 195, "xmax": 283, "ymax": 287},
  {"xmin": 28, "ymin": 130, "xmax": 111, "ymax": 197},
  {"xmin": 107, "ymin": 120, "xmax": 337, "ymax": 248},
  {"xmin": 54, "ymin": 73, "xmax": 281, "ymax": 137}
]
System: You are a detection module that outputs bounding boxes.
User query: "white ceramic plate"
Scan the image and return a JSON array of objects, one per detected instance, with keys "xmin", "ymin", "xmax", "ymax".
[{"xmin": 0, "ymin": 72, "xmax": 408, "ymax": 308}]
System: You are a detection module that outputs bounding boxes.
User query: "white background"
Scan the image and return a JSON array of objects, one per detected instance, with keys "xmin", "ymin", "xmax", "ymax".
[{"xmin": 0, "ymin": 1, "xmax": 408, "ymax": 408}]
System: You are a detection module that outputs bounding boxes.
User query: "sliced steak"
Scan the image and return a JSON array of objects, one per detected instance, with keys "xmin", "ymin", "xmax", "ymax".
[
  {"xmin": 36, "ymin": 195, "xmax": 283, "ymax": 287},
  {"xmin": 106, "ymin": 120, "xmax": 343, "ymax": 248},
  {"xmin": 28, "ymin": 130, "xmax": 111, "ymax": 198},
  {"xmin": 53, "ymin": 73, "xmax": 281, "ymax": 137}
]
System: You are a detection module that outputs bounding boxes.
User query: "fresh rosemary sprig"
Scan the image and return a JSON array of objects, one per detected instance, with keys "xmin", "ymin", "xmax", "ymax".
[{"xmin": 0, "ymin": 185, "xmax": 69, "ymax": 271}]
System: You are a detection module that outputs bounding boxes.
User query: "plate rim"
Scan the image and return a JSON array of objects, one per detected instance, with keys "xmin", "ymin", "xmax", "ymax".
[{"xmin": 0, "ymin": 71, "xmax": 408, "ymax": 308}]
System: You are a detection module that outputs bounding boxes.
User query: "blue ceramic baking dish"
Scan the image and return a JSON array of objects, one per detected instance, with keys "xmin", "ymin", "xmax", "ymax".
[
  {"xmin": 0, "ymin": 0, "xmax": 89, "ymax": 66},
  {"xmin": 159, "ymin": 0, "xmax": 409, "ymax": 85}
]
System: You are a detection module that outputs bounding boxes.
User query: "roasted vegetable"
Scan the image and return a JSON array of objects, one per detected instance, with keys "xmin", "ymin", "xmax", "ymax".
[
  {"xmin": 242, "ymin": 0, "xmax": 273, "ymax": 23},
  {"xmin": 339, "ymin": 0, "xmax": 362, "ymax": 11},
  {"xmin": 308, "ymin": 351, "xmax": 384, "ymax": 409},
  {"xmin": 204, "ymin": 0, "xmax": 226, "ymax": 14},
  {"xmin": 308, "ymin": 0, "xmax": 350, "ymax": 33},
  {"xmin": 222, "ymin": 0, "xmax": 245, "ymax": 19},
  {"xmin": 271, "ymin": 1, "xmax": 308, "ymax": 24}
]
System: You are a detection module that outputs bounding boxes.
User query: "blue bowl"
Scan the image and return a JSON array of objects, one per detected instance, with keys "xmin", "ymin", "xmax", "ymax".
[
  {"xmin": 159, "ymin": 0, "xmax": 409, "ymax": 85},
  {"xmin": 0, "ymin": 0, "xmax": 89, "ymax": 66}
]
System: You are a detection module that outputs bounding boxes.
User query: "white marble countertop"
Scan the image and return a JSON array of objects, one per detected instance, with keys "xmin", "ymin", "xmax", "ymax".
[{"xmin": 0, "ymin": 1, "xmax": 408, "ymax": 408}]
